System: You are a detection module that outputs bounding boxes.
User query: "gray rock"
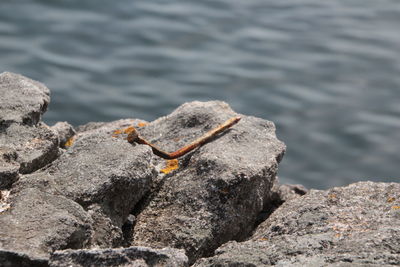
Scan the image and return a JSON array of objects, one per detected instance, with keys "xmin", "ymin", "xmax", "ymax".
[
  {"xmin": 15, "ymin": 120, "xmax": 156, "ymax": 247},
  {"xmin": 131, "ymin": 101, "xmax": 286, "ymax": 263},
  {"xmin": 0, "ymin": 72, "xmax": 49, "ymax": 125},
  {"xmin": 194, "ymin": 182, "xmax": 400, "ymax": 266},
  {"xmin": 49, "ymin": 246, "xmax": 189, "ymax": 267},
  {"xmin": 0, "ymin": 123, "xmax": 60, "ymax": 175},
  {"xmin": 50, "ymin": 121, "xmax": 76, "ymax": 148},
  {"xmin": 0, "ymin": 72, "xmax": 60, "ymax": 184},
  {"xmin": 0, "ymin": 187, "xmax": 93, "ymax": 262},
  {"xmin": 86, "ymin": 203, "xmax": 125, "ymax": 248}
]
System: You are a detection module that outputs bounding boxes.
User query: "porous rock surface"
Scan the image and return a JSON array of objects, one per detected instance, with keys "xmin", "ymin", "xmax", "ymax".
[
  {"xmin": 194, "ymin": 181, "xmax": 400, "ymax": 266},
  {"xmin": 0, "ymin": 187, "xmax": 93, "ymax": 265},
  {"xmin": 131, "ymin": 101, "xmax": 286, "ymax": 263},
  {"xmin": 0, "ymin": 72, "xmax": 59, "ymax": 188},
  {"xmin": 15, "ymin": 121, "xmax": 156, "ymax": 248},
  {"xmin": 0, "ymin": 73, "xmax": 158, "ymax": 265},
  {"xmin": 49, "ymin": 246, "xmax": 189, "ymax": 267},
  {"xmin": 0, "ymin": 72, "xmax": 49, "ymax": 125},
  {"xmin": 1, "ymin": 123, "xmax": 59, "ymax": 175}
]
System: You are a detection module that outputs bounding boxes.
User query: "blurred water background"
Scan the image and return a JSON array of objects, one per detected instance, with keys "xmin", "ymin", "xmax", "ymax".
[{"xmin": 1, "ymin": 0, "xmax": 399, "ymax": 189}]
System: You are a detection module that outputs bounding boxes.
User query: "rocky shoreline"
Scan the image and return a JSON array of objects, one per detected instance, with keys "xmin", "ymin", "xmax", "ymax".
[{"xmin": 1, "ymin": 72, "xmax": 399, "ymax": 266}]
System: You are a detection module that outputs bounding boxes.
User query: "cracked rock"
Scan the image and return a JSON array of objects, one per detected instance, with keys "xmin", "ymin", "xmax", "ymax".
[
  {"xmin": 194, "ymin": 181, "xmax": 400, "ymax": 266},
  {"xmin": 16, "ymin": 121, "xmax": 156, "ymax": 248},
  {"xmin": 131, "ymin": 101, "xmax": 286, "ymax": 263},
  {"xmin": 0, "ymin": 72, "xmax": 59, "ymax": 186}
]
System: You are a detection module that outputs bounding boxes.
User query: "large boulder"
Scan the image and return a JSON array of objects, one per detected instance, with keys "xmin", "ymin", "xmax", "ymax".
[
  {"xmin": 194, "ymin": 181, "xmax": 400, "ymax": 266},
  {"xmin": 131, "ymin": 101, "xmax": 286, "ymax": 263}
]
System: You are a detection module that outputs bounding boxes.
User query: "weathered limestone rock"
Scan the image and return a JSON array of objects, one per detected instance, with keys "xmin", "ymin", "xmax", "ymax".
[
  {"xmin": 0, "ymin": 187, "xmax": 93, "ymax": 264},
  {"xmin": 0, "ymin": 72, "xmax": 49, "ymax": 125},
  {"xmin": 131, "ymin": 101, "xmax": 286, "ymax": 263},
  {"xmin": 49, "ymin": 246, "xmax": 189, "ymax": 267},
  {"xmin": 194, "ymin": 182, "xmax": 400, "ymax": 266}
]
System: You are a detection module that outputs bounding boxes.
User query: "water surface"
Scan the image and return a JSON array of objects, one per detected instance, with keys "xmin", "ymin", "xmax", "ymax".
[{"xmin": 1, "ymin": 0, "xmax": 400, "ymax": 189}]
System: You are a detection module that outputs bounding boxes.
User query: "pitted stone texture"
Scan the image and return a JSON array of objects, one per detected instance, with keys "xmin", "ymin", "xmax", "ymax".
[
  {"xmin": 49, "ymin": 246, "xmax": 189, "ymax": 267},
  {"xmin": 0, "ymin": 187, "xmax": 93, "ymax": 262},
  {"xmin": 0, "ymin": 72, "xmax": 50, "ymax": 125},
  {"xmin": 194, "ymin": 182, "xmax": 400, "ymax": 266},
  {"xmin": 16, "ymin": 125, "xmax": 156, "ymax": 247},
  {"xmin": 132, "ymin": 101, "xmax": 285, "ymax": 263},
  {"xmin": 0, "ymin": 123, "xmax": 59, "ymax": 175},
  {"xmin": 51, "ymin": 121, "xmax": 76, "ymax": 148}
]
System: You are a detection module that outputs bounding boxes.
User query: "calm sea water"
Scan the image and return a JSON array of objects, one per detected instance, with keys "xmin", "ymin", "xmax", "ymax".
[{"xmin": 1, "ymin": 0, "xmax": 400, "ymax": 189}]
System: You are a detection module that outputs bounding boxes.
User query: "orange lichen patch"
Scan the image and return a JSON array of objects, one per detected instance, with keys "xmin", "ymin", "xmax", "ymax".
[
  {"xmin": 123, "ymin": 126, "xmax": 136, "ymax": 135},
  {"xmin": 387, "ymin": 197, "xmax": 396, "ymax": 203},
  {"xmin": 64, "ymin": 136, "xmax": 76, "ymax": 147},
  {"xmin": 112, "ymin": 129, "xmax": 122, "ymax": 137},
  {"xmin": 258, "ymin": 237, "xmax": 268, "ymax": 241},
  {"xmin": 392, "ymin": 206, "xmax": 400, "ymax": 210},
  {"xmin": 113, "ymin": 129, "xmax": 123, "ymax": 135},
  {"xmin": 137, "ymin": 122, "xmax": 148, "ymax": 127},
  {"xmin": 160, "ymin": 159, "xmax": 179, "ymax": 174}
]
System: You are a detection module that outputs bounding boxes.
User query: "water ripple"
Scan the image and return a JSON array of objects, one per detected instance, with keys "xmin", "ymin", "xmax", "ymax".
[{"xmin": 1, "ymin": 0, "xmax": 400, "ymax": 188}]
